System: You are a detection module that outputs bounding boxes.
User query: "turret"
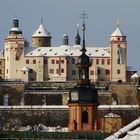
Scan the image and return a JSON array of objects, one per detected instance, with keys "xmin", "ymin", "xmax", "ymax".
[
  {"xmin": 110, "ymin": 21, "xmax": 127, "ymax": 82},
  {"xmin": 32, "ymin": 21, "xmax": 52, "ymax": 47},
  {"xmin": 4, "ymin": 17, "xmax": 27, "ymax": 80},
  {"xmin": 75, "ymin": 24, "xmax": 81, "ymax": 45},
  {"xmin": 62, "ymin": 34, "xmax": 69, "ymax": 45}
]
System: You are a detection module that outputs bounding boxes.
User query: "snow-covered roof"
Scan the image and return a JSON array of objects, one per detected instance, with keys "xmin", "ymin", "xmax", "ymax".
[
  {"xmin": 131, "ymin": 73, "xmax": 139, "ymax": 78},
  {"xmin": 111, "ymin": 27, "xmax": 125, "ymax": 37},
  {"xmin": 25, "ymin": 45, "xmax": 110, "ymax": 57},
  {"xmin": 32, "ymin": 24, "xmax": 51, "ymax": 37},
  {"xmin": 105, "ymin": 117, "xmax": 140, "ymax": 140},
  {"xmin": 127, "ymin": 66, "xmax": 137, "ymax": 72},
  {"xmin": 104, "ymin": 113, "xmax": 121, "ymax": 118},
  {"xmin": 10, "ymin": 27, "xmax": 22, "ymax": 32}
]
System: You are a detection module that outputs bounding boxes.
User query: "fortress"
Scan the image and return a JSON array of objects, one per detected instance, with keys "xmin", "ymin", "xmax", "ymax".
[{"xmin": 0, "ymin": 17, "xmax": 136, "ymax": 83}]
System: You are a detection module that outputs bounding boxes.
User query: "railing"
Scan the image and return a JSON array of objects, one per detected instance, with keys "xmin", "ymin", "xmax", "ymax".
[{"xmin": 0, "ymin": 131, "xmax": 110, "ymax": 139}]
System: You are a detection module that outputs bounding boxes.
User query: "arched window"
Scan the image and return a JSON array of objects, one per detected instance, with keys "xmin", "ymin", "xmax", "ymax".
[
  {"xmin": 105, "ymin": 69, "xmax": 110, "ymax": 75},
  {"xmin": 81, "ymin": 111, "xmax": 88, "ymax": 123}
]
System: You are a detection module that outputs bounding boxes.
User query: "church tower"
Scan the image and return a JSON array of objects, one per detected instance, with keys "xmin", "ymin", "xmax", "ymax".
[
  {"xmin": 110, "ymin": 21, "xmax": 127, "ymax": 82},
  {"xmin": 4, "ymin": 17, "xmax": 27, "ymax": 80},
  {"xmin": 32, "ymin": 20, "xmax": 52, "ymax": 47},
  {"xmin": 68, "ymin": 16, "xmax": 99, "ymax": 132}
]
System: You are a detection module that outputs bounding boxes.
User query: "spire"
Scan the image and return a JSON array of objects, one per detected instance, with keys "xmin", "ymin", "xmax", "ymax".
[
  {"xmin": 75, "ymin": 24, "xmax": 81, "ymax": 45},
  {"xmin": 76, "ymin": 11, "xmax": 91, "ymax": 81},
  {"xmin": 81, "ymin": 11, "xmax": 87, "ymax": 53}
]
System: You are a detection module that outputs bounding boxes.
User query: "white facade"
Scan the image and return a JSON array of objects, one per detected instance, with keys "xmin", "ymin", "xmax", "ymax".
[{"xmin": 3, "ymin": 18, "xmax": 128, "ymax": 82}]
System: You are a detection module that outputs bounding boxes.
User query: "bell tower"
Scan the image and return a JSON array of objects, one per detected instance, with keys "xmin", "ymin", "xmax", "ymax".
[
  {"xmin": 68, "ymin": 12, "xmax": 99, "ymax": 132},
  {"xmin": 4, "ymin": 17, "xmax": 27, "ymax": 80},
  {"xmin": 110, "ymin": 21, "xmax": 127, "ymax": 82}
]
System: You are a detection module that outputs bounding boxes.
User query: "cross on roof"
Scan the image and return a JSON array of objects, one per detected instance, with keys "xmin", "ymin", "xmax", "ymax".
[{"xmin": 80, "ymin": 11, "xmax": 87, "ymax": 24}]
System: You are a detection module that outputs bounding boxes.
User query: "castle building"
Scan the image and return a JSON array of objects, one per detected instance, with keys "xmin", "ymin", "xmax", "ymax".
[{"xmin": 2, "ymin": 18, "xmax": 128, "ymax": 82}]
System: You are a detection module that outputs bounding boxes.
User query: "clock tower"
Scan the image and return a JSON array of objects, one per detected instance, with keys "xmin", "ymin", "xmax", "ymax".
[{"xmin": 68, "ymin": 14, "xmax": 99, "ymax": 132}]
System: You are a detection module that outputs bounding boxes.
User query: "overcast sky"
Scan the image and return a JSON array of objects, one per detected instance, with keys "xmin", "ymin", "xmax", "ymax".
[{"xmin": 0, "ymin": 0, "xmax": 140, "ymax": 73}]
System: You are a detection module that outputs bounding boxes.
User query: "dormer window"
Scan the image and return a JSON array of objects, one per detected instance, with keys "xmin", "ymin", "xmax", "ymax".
[{"xmin": 38, "ymin": 31, "xmax": 41, "ymax": 34}]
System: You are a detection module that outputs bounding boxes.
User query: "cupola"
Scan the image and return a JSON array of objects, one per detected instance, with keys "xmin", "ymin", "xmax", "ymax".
[
  {"xmin": 62, "ymin": 34, "xmax": 69, "ymax": 45},
  {"xmin": 32, "ymin": 20, "xmax": 52, "ymax": 47},
  {"xmin": 9, "ymin": 18, "xmax": 22, "ymax": 35}
]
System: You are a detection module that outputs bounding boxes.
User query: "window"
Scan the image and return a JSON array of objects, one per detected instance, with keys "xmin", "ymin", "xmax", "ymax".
[
  {"xmin": 96, "ymin": 59, "xmax": 99, "ymax": 65},
  {"xmin": 61, "ymin": 60, "xmax": 64, "ymax": 64},
  {"xmin": 117, "ymin": 69, "xmax": 120, "ymax": 74},
  {"xmin": 56, "ymin": 60, "xmax": 59, "ymax": 64},
  {"xmin": 56, "ymin": 69, "xmax": 59, "ymax": 74},
  {"xmin": 81, "ymin": 111, "xmax": 88, "ymax": 123},
  {"xmin": 61, "ymin": 69, "xmax": 64, "ymax": 73},
  {"xmin": 118, "ymin": 37, "xmax": 120, "ymax": 41},
  {"xmin": 0, "ymin": 61, "xmax": 2, "ymax": 65},
  {"xmin": 51, "ymin": 59, "xmax": 55, "ymax": 64},
  {"xmin": 105, "ymin": 69, "xmax": 110, "ymax": 75},
  {"xmin": 90, "ymin": 70, "xmax": 94, "ymax": 75},
  {"xmin": 23, "ymin": 71, "xmax": 26, "ymax": 74},
  {"xmin": 107, "ymin": 59, "xmax": 110, "ymax": 65},
  {"xmin": 97, "ymin": 69, "xmax": 101, "ymax": 75},
  {"xmin": 72, "ymin": 58, "xmax": 75, "ymax": 64},
  {"xmin": 0, "ymin": 69, "xmax": 2, "ymax": 74},
  {"xmin": 102, "ymin": 59, "xmax": 105, "ymax": 65},
  {"xmin": 50, "ymin": 69, "xmax": 54, "ymax": 73},
  {"xmin": 7, "ymin": 69, "xmax": 8, "ymax": 74},
  {"xmin": 91, "ymin": 59, "xmax": 93, "ymax": 64},
  {"xmin": 44, "ymin": 60, "xmax": 47, "ymax": 64},
  {"xmin": 26, "ymin": 59, "xmax": 29, "ymax": 64},
  {"xmin": 72, "ymin": 70, "xmax": 76, "ymax": 75},
  {"xmin": 33, "ymin": 59, "xmax": 36, "ymax": 64}
]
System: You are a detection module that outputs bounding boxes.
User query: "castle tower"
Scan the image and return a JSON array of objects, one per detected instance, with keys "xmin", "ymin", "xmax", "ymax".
[
  {"xmin": 68, "ymin": 16, "xmax": 99, "ymax": 132},
  {"xmin": 32, "ymin": 20, "xmax": 52, "ymax": 47},
  {"xmin": 110, "ymin": 21, "xmax": 127, "ymax": 82},
  {"xmin": 4, "ymin": 17, "xmax": 27, "ymax": 80}
]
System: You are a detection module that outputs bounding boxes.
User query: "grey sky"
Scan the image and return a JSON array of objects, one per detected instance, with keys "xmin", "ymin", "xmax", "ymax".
[{"xmin": 0, "ymin": 0, "xmax": 140, "ymax": 73}]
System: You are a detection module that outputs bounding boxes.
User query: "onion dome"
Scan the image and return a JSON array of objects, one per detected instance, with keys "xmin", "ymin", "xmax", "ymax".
[{"xmin": 9, "ymin": 18, "xmax": 22, "ymax": 35}]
